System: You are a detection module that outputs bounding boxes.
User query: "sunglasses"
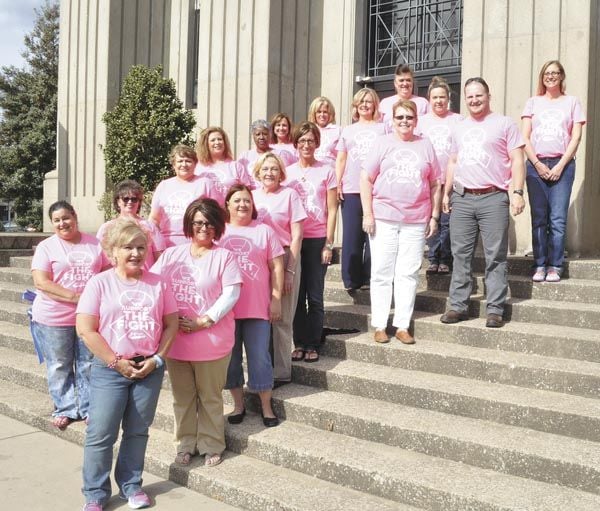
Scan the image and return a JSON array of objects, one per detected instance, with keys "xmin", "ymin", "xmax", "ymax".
[
  {"xmin": 394, "ymin": 115, "xmax": 415, "ymax": 121},
  {"xmin": 121, "ymin": 197, "xmax": 140, "ymax": 203}
]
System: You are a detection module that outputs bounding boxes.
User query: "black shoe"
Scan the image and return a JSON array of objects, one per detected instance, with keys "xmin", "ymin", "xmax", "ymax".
[
  {"xmin": 486, "ymin": 313, "xmax": 504, "ymax": 328},
  {"xmin": 262, "ymin": 413, "xmax": 280, "ymax": 428},
  {"xmin": 227, "ymin": 409, "xmax": 246, "ymax": 424},
  {"xmin": 440, "ymin": 310, "xmax": 469, "ymax": 324},
  {"xmin": 273, "ymin": 379, "xmax": 290, "ymax": 389}
]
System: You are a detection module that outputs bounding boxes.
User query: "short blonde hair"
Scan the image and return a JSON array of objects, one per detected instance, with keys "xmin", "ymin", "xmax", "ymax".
[
  {"xmin": 253, "ymin": 152, "xmax": 287, "ymax": 182},
  {"xmin": 392, "ymin": 99, "xmax": 418, "ymax": 119},
  {"xmin": 169, "ymin": 144, "xmax": 197, "ymax": 166},
  {"xmin": 308, "ymin": 96, "xmax": 336, "ymax": 125},
  {"xmin": 351, "ymin": 88, "xmax": 381, "ymax": 122},
  {"xmin": 101, "ymin": 218, "xmax": 148, "ymax": 258}
]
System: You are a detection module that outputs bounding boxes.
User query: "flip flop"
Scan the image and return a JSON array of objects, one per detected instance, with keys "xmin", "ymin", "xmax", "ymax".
[
  {"xmin": 291, "ymin": 348, "xmax": 305, "ymax": 362},
  {"xmin": 304, "ymin": 350, "xmax": 319, "ymax": 363},
  {"xmin": 205, "ymin": 453, "xmax": 222, "ymax": 467},
  {"xmin": 175, "ymin": 452, "xmax": 193, "ymax": 466}
]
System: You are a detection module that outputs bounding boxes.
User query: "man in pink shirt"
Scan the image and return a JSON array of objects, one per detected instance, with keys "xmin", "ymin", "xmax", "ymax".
[
  {"xmin": 441, "ymin": 77, "xmax": 526, "ymax": 328},
  {"xmin": 379, "ymin": 64, "xmax": 429, "ymax": 125}
]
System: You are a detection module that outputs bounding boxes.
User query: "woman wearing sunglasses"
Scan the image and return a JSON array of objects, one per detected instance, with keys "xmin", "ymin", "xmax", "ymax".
[
  {"xmin": 361, "ymin": 100, "xmax": 441, "ymax": 345},
  {"xmin": 97, "ymin": 180, "xmax": 165, "ymax": 270}
]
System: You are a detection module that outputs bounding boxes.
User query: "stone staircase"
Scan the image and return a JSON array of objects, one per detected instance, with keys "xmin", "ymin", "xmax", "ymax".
[{"xmin": 1, "ymin": 239, "xmax": 600, "ymax": 509}]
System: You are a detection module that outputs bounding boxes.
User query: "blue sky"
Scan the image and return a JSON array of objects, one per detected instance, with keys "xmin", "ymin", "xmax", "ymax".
[{"xmin": 0, "ymin": 0, "xmax": 47, "ymax": 70}]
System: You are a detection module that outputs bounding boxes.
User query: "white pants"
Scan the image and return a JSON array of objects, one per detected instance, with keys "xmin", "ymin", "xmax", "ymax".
[{"xmin": 369, "ymin": 220, "xmax": 426, "ymax": 330}]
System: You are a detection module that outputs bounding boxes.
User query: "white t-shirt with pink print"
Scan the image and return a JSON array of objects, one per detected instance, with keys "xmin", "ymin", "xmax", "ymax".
[
  {"xmin": 380, "ymin": 94, "xmax": 429, "ymax": 125},
  {"xmin": 151, "ymin": 176, "xmax": 214, "ymax": 247},
  {"xmin": 31, "ymin": 233, "xmax": 108, "ymax": 327},
  {"xmin": 315, "ymin": 124, "xmax": 341, "ymax": 165},
  {"xmin": 283, "ymin": 161, "xmax": 337, "ymax": 238},
  {"xmin": 252, "ymin": 186, "xmax": 307, "ymax": 247},
  {"xmin": 151, "ymin": 245, "xmax": 242, "ymax": 362},
  {"xmin": 336, "ymin": 122, "xmax": 387, "ymax": 193},
  {"xmin": 363, "ymin": 134, "xmax": 440, "ymax": 224},
  {"xmin": 450, "ymin": 113, "xmax": 525, "ymax": 191},
  {"xmin": 194, "ymin": 160, "xmax": 254, "ymax": 206},
  {"xmin": 522, "ymin": 95, "xmax": 586, "ymax": 158},
  {"xmin": 417, "ymin": 112, "xmax": 463, "ymax": 184},
  {"xmin": 219, "ymin": 221, "xmax": 284, "ymax": 320},
  {"xmin": 97, "ymin": 218, "xmax": 166, "ymax": 271},
  {"xmin": 76, "ymin": 269, "xmax": 178, "ymax": 358}
]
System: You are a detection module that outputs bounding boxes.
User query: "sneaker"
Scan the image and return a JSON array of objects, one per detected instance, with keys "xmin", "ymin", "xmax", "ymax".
[
  {"xmin": 82, "ymin": 503, "xmax": 103, "ymax": 511},
  {"xmin": 121, "ymin": 490, "xmax": 151, "ymax": 509},
  {"xmin": 532, "ymin": 267, "xmax": 546, "ymax": 282},
  {"xmin": 545, "ymin": 269, "xmax": 561, "ymax": 282}
]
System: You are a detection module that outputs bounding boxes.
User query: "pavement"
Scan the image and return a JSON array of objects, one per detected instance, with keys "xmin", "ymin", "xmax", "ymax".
[{"xmin": 0, "ymin": 414, "xmax": 240, "ymax": 511}]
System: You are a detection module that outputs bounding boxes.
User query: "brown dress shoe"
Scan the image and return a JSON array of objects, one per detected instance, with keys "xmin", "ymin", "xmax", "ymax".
[
  {"xmin": 395, "ymin": 329, "xmax": 415, "ymax": 344},
  {"xmin": 440, "ymin": 310, "xmax": 469, "ymax": 324},
  {"xmin": 486, "ymin": 313, "xmax": 504, "ymax": 328},
  {"xmin": 374, "ymin": 329, "xmax": 389, "ymax": 343}
]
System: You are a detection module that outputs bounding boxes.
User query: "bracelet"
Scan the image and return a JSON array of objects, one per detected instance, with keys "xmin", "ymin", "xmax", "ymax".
[
  {"xmin": 107, "ymin": 353, "xmax": 122, "ymax": 369},
  {"xmin": 533, "ymin": 160, "xmax": 540, "ymax": 167},
  {"xmin": 285, "ymin": 268, "xmax": 296, "ymax": 275},
  {"xmin": 152, "ymin": 354, "xmax": 164, "ymax": 368}
]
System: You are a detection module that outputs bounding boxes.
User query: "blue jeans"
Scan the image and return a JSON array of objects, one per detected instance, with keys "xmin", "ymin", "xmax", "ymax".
[
  {"xmin": 293, "ymin": 237, "xmax": 327, "ymax": 350},
  {"xmin": 341, "ymin": 193, "xmax": 371, "ymax": 289},
  {"xmin": 225, "ymin": 319, "xmax": 273, "ymax": 391},
  {"xmin": 82, "ymin": 359, "xmax": 165, "ymax": 505},
  {"xmin": 31, "ymin": 321, "xmax": 92, "ymax": 419},
  {"xmin": 526, "ymin": 157, "xmax": 575, "ymax": 270},
  {"xmin": 428, "ymin": 211, "xmax": 451, "ymax": 265}
]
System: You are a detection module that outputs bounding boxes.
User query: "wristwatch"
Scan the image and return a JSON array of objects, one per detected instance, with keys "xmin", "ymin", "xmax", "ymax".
[
  {"xmin": 513, "ymin": 189, "xmax": 524, "ymax": 196},
  {"xmin": 324, "ymin": 243, "xmax": 334, "ymax": 251}
]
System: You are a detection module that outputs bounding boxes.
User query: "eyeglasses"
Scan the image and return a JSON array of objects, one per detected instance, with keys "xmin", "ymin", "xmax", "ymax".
[
  {"xmin": 297, "ymin": 138, "xmax": 316, "ymax": 146},
  {"xmin": 192, "ymin": 221, "xmax": 215, "ymax": 230},
  {"xmin": 121, "ymin": 197, "xmax": 140, "ymax": 203},
  {"xmin": 394, "ymin": 115, "xmax": 415, "ymax": 121},
  {"xmin": 543, "ymin": 71, "xmax": 561, "ymax": 77}
]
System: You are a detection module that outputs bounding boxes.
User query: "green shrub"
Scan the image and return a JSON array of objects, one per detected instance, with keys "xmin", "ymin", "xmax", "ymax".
[{"xmin": 102, "ymin": 65, "xmax": 196, "ymax": 203}]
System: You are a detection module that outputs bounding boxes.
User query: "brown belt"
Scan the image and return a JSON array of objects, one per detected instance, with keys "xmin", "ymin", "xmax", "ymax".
[{"xmin": 463, "ymin": 186, "xmax": 503, "ymax": 195}]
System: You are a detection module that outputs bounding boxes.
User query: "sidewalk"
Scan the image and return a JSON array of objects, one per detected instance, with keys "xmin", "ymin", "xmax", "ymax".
[{"xmin": 0, "ymin": 414, "xmax": 239, "ymax": 511}]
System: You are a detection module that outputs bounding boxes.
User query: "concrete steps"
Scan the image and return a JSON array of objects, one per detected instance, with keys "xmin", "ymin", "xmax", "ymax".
[{"xmin": 2, "ymin": 251, "xmax": 600, "ymax": 509}]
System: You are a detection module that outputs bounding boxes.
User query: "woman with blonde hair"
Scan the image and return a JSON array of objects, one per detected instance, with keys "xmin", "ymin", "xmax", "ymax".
[
  {"xmin": 335, "ymin": 88, "xmax": 386, "ymax": 291},
  {"xmin": 195, "ymin": 126, "xmax": 254, "ymax": 205},
  {"xmin": 308, "ymin": 96, "xmax": 341, "ymax": 166},
  {"xmin": 522, "ymin": 60, "xmax": 585, "ymax": 283}
]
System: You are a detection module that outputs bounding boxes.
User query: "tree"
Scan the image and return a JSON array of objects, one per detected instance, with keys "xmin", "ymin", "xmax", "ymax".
[
  {"xmin": 0, "ymin": 1, "xmax": 59, "ymax": 230},
  {"xmin": 102, "ymin": 65, "xmax": 196, "ymax": 196}
]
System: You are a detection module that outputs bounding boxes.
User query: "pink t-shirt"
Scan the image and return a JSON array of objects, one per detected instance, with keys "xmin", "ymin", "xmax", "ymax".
[
  {"xmin": 194, "ymin": 160, "xmax": 254, "ymax": 206},
  {"xmin": 336, "ymin": 122, "xmax": 387, "ymax": 193},
  {"xmin": 450, "ymin": 113, "xmax": 525, "ymax": 190},
  {"xmin": 76, "ymin": 269, "xmax": 178, "ymax": 358},
  {"xmin": 220, "ymin": 222, "xmax": 284, "ymax": 320},
  {"xmin": 363, "ymin": 134, "xmax": 440, "ymax": 224},
  {"xmin": 151, "ymin": 244, "xmax": 242, "ymax": 362},
  {"xmin": 238, "ymin": 147, "xmax": 296, "ymax": 187},
  {"xmin": 272, "ymin": 143, "xmax": 299, "ymax": 162},
  {"xmin": 315, "ymin": 124, "xmax": 341, "ymax": 165},
  {"xmin": 283, "ymin": 161, "xmax": 337, "ymax": 238},
  {"xmin": 31, "ymin": 234, "xmax": 107, "ymax": 327},
  {"xmin": 380, "ymin": 94, "xmax": 429, "ymax": 125},
  {"xmin": 151, "ymin": 176, "xmax": 214, "ymax": 247},
  {"xmin": 522, "ymin": 95, "xmax": 586, "ymax": 158},
  {"xmin": 416, "ymin": 112, "xmax": 463, "ymax": 184},
  {"xmin": 97, "ymin": 218, "xmax": 166, "ymax": 270},
  {"xmin": 252, "ymin": 186, "xmax": 307, "ymax": 247}
]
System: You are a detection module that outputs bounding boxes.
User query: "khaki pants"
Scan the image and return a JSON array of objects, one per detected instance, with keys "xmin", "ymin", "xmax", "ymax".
[
  {"xmin": 166, "ymin": 354, "xmax": 231, "ymax": 455},
  {"xmin": 272, "ymin": 248, "xmax": 301, "ymax": 381}
]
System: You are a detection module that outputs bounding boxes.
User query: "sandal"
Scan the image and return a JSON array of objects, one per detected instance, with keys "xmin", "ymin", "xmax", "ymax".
[
  {"xmin": 52, "ymin": 416, "xmax": 72, "ymax": 431},
  {"xmin": 204, "ymin": 453, "xmax": 222, "ymax": 467},
  {"xmin": 438, "ymin": 264, "xmax": 450, "ymax": 274},
  {"xmin": 426, "ymin": 263, "xmax": 439, "ymax": 274},
  {"xmin": 175, "ymin": 452, "xmax": 193, "ymax": 466},
  {"xmin": 291, "ymin": 348, "xmax": 305, "ymax": 362},
  {"xmin": 304, "ymin": 350, "xmax": 319, "ymax": 363}
]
